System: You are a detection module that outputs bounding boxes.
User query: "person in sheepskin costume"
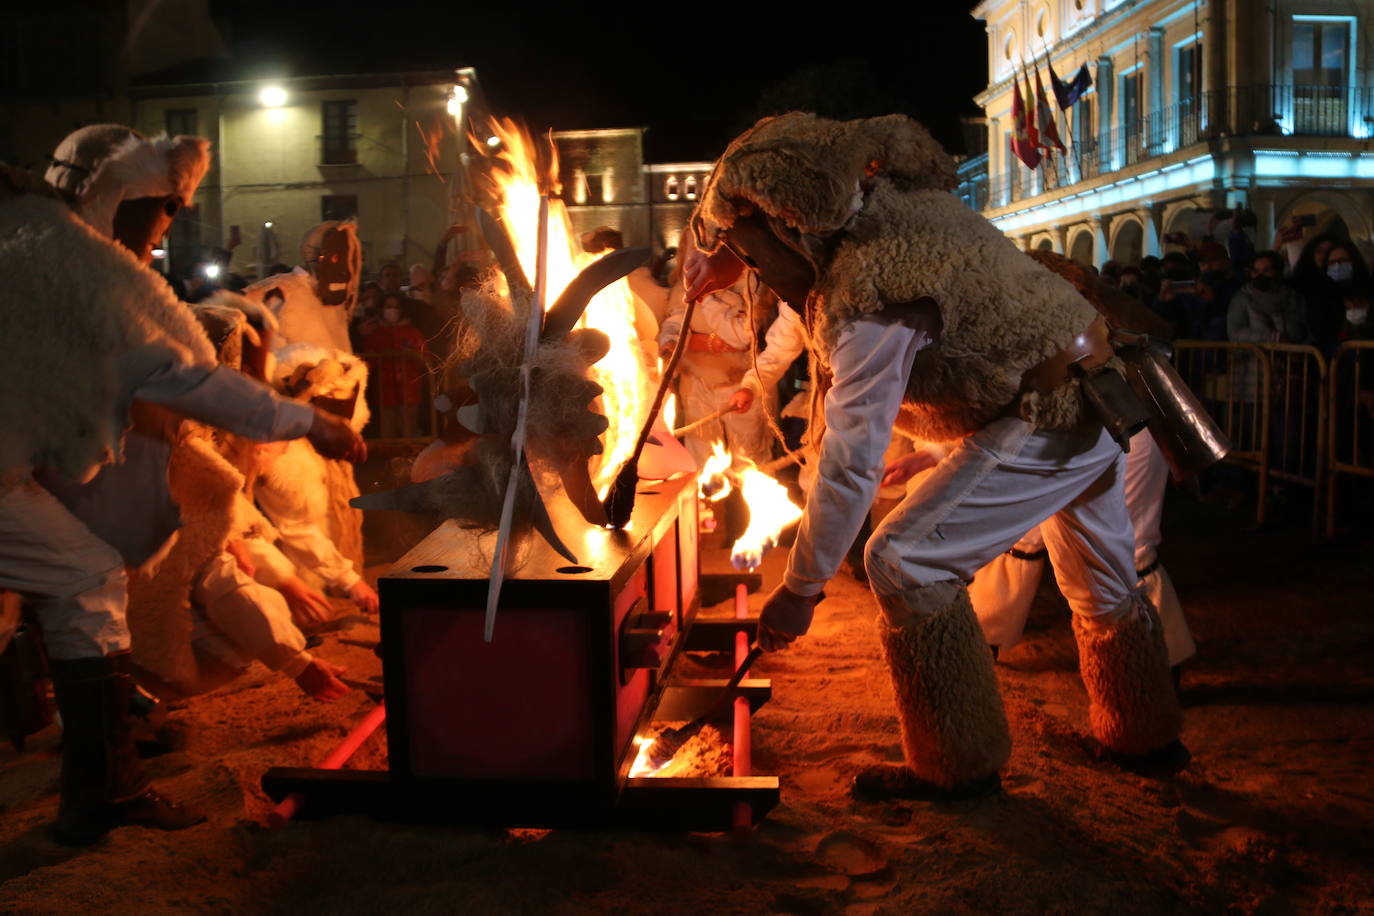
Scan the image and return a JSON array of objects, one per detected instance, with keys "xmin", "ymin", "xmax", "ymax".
[
  {"xmin": 956, "ymin": 252, "xmax": 1196, "ymax": 672},
  {"xmin": 685, "ymin": 112, "xmax": 1186, "ymax": 801},
  {"xmin": 252, "ymin": 343, "xmax": 377, "ymax": 613},
  {"xmin": 0, "ymin": 124, "xmax": 366, "ymax": 845},
  {"xmin": 244, "ymin": 219, "xmax": 362, "ymax": 353},
  {"xmin": 125, "ymin": 300, "xmax": 353, "ymax": 704}
]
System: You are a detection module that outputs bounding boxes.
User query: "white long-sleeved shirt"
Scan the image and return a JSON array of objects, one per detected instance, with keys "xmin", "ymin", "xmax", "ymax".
[
  {"xmin": 255, "ymin": 441, "xmax": 362, "ymax": 592},
  {"xmin": 39, "ymin": 361, "xmax": 316, "ymax": 566},
  {"xmin": 783, "ymin": 316, "xmax": 930, "ymax": 597},
  {"xmin": 741, "ymin": 302, "xmax": 807, "ymax": 393}
]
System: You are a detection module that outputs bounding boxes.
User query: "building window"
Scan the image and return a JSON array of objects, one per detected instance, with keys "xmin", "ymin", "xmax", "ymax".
[
  {"xmin": 165, "ymin": 108, "xmax": 197, "ymax": 137},
  {"xmin": 321, "ymin": 194, "xmax": 358, "ymax": 222},
  {"xmin": 1120, "ymin": 70, "xmax": 1143, "ymax": 164},
  {"xmin": 1177, "ymin": 43, "xmax": 1202, "ymax": 146},
  {"xmin": 1292, "ymin": 18, "xmax": 1351, "ymax": 135},
  {"xmin": 665, "ymin": 176, "xmax": 679, "ymax": 200},
  {"xmin": 321, "ymin": 100, "xmax": 358, "ymax": 165},
  {"xmin": 1072, "ymin": 94, "xmax": 1096, "ymax": 179},
  {"xmin": 167, "ymin": 203, "xmax": 200, "ymax": 274},
  {"xmin": 684, "ymin": 175, "xmax": 698, "ymax": 200},
  {"xmin": 585, "ymin": 173, "xmax": 605, "ymax": 205}
]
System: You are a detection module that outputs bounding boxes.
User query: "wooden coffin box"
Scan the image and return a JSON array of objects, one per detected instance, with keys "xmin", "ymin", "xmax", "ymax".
[{"xmin": 378, "ymin": 474, "xmax": 699, "ymax": 815}]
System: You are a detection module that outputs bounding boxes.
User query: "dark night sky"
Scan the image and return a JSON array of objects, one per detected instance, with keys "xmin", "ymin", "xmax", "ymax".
[{"xmin": 205, "ymin": 4, "xmax": 989, "ymax": 162}]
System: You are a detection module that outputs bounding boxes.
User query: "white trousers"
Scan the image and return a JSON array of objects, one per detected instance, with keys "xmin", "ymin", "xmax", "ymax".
[
  {"xmin": 865, "ymin": 418, "xmax": 1136, "ymax": 622},
  {"xmin": 190, "ymin": 552, "xmax": 309, "ymax": 678},
  {"xmin": 968, "ymin": 430, "xmax": 1197, "ymax": 664},
  {"xmin": 678, "ymin": 351, "xmax": 773, "ymax": 468},
  {"xmin": 0, "ymin": 480, "xmax": 129, "ymax": 659}
]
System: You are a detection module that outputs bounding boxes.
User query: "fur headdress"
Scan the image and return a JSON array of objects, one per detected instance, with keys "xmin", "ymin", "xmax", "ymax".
[
  {"xmin": 45, "ymin": 124, "xmax": 210, "ymax": 239},
  {"xmin": 693, "ymin": 112, "xmax": 956, "ymax": 252}
]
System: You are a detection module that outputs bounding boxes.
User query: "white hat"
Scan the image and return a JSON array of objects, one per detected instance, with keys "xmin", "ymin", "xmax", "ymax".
[{"xmin": 45, "ymin": 123, "xmax": 211, "ymax": 238}]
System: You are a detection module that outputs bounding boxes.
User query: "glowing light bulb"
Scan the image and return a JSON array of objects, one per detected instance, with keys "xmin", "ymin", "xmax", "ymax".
[{"xmin": 259, "ymin": 85, "xmax": 287, "ymax": 107}]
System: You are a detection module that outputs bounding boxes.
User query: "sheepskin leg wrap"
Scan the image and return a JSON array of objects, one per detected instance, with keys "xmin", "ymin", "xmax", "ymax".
[
  {"xmin": 1072, "ymin": 594, "xmax": 1182, "ymax": 755},
  {"xmin": 875, "ymin": 585, "xmax": 1012, "ymax": 788}
]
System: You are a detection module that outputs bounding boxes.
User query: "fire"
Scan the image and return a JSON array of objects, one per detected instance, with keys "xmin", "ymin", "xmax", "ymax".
[
  {"xmin": 730, "ymin": 459, "xmax": 803, "ymax": 572},
  {"xmin": 697, "ymin": 440, "xmax": 733, "ymax": 502},
  {"xmin": 483, "ymin": 118, "xmax": 652, "ymax": 496},
  {"xmin": 629, "ymin": 735, "xmax": 662, "ymax": 778},
  {"xmin": 663, "ymin": 391, "xmax": 677, "ymax": 432}
]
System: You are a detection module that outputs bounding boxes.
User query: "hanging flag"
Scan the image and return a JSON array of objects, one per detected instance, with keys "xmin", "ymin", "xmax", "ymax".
[
  {"xmin": 1011, "ymin": 69, "xmax": 1042, "ymax": 170},
  {"xmin": 1022, "ymin": 67, "xmax": 1040, "ymax": 150},
  {"xmin": 1050, "ymin": 61, "xmax": 1093, "ymax": 110},
  {"xmin": 1035, "ymin": 62, "xmax": 1067, "ymax": 153}
]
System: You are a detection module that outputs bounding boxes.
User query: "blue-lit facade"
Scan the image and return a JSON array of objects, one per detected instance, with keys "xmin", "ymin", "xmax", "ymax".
[{"xmin": 965, "ymin": 0, "xmax": 1374, "ymax": 266}]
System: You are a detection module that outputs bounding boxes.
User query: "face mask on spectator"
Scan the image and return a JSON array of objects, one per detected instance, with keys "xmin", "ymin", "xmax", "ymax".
[
  {"xmin": 1328, "ymin": 262, "xmax": 1354, "ymax": 283},
  {"xmin": 383, "ymin": 307, "xmax": 402, "ymax": 324},
  {"xmin": 1347, "ymin": 306, "xmax": 1369, "ymax": 325},
  {"xmin": 1252, "ymin": 275, "xmax": 1278, "ymax": 293}
]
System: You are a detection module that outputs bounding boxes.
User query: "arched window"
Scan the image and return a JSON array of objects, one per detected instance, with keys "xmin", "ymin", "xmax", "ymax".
[
  {"xmin": 665, "ymin": 176, "xmax": 680, "ymax": 201},
  {"xmin": 684, "ymin": 175, "xmax": 698, "ymax": 200}
]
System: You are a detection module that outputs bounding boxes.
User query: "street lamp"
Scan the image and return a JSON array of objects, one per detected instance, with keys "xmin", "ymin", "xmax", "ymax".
[
  {"xmin": 447, "ymin": 85, "xmax": 469, "ymax": 117},
  {"xmin": 259, "ymin": 85, "xmax": 287, "ymax": 107}
]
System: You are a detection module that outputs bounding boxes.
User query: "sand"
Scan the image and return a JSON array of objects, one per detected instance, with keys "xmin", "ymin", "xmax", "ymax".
[{"xmin": 1, "ymin": 494, "xmax": 1371, "ymax": 915}]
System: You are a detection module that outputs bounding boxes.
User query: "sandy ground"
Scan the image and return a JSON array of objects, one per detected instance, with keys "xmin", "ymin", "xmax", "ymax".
[{"xmin": 2, "ymin": 492, "xmax": 1372, "ymax": 915}]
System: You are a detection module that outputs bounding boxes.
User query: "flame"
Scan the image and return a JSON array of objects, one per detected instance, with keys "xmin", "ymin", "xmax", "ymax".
[
  {"xmin": 629, "ymin": 735, "xmax": 662, "ymax": 777},
  {"xmin": 730, "ymin": 459, "xmax": 803, "ymax": 572},
  {"xmin": 663, "ymin": 391, "xmax": 677, "ymax": 432},
  {"xmin": 697, "ymin": 440, "xmax": 733, "ymax": 502},
  {"xmin": 484, "ymin": 118, "xmax": 651, "ymax": 494}
]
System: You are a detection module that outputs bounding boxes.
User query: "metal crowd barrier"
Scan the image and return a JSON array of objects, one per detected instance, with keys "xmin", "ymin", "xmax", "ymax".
[
  {"xmin": 357, "ymin": 349, "xmax": 442, "ymax": 446},
  {"xmin": 1263, "ymin": 344, "xmax": 1327, "ymax": 531},
  {"xmin": 1170, "ymin": 340, "xmax": 1374, "ymax": 533},
  {"xmin": 1326, "ymin": 340, "xmax": 1374, "ymax": 537},
  {"xmin": 1172, "ymin": 341, "xmax": 1271, "ymax": 524}
]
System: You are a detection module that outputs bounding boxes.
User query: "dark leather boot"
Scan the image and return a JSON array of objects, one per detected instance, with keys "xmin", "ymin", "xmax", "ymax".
[{"xmin": 49, "ymin": 652, "xmax": 205, "ymax": 846}]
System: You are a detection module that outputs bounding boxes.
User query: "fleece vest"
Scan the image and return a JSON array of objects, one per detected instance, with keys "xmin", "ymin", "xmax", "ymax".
[{"xmin": 811, "ymin": 183, "xmax": 1098, "ymax": 442}]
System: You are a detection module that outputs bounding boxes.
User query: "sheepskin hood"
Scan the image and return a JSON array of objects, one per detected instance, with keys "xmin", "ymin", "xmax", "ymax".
[
  {"xmin": 244, "ymin": 267, "xmax": 354, "ymax": 353},
  {"xmin": 45, "ymin": 124, "xmax": 210, "ymax": 239},
  {"xmin": 0, "ymin": 188, "xmax": 215, "ymax": 482},
  {"xmin": 693, "ymin": 112, "xmax": 956, "ymax": 252}
]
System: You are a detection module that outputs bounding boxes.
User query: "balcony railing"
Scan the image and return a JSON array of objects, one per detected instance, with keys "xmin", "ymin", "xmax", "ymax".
[{"xmin": 971, "ymin": 84, "xmax": 1374, "ymax": 212}]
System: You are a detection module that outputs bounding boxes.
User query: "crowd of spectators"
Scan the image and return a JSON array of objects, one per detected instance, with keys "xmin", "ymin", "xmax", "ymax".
[{"xmin": 1083, "ymin": 212, "xmax": 1374, "ymax": 356}]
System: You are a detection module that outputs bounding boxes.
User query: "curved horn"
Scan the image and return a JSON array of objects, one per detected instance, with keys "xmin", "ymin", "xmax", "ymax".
[
  {"xmin": 541, "ymin": 246, "xmax": 650, "ymax": 340},
  {"xmin": 476, "ymin": 207, "xmax": 531, "ymax": 299}
]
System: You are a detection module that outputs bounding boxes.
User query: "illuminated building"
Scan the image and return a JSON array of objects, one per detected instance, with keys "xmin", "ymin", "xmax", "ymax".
[{"xmin": 964, "ymin": 0, "xmax": 1374, "ymax": 265}]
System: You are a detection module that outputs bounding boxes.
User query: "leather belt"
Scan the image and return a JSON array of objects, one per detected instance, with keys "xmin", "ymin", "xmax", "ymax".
[
  {"xmin": 1021, "ymin": 315, "xmax": 1113, "ymax": 394},
  {"xmin": 686, "ymin": 331, "xmax": 745, "ymax": 353}
]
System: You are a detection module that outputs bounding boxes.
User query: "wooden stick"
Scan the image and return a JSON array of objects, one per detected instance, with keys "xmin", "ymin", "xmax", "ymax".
[{"xmin": 672, "ymin": 404, "xmax": 735, "ymax": 438}]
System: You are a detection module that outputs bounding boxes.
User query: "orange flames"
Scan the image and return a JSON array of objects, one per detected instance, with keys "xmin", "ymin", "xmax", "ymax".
[
  {"xmin": 697, "ymin": 440, "xmax": 733, "ymax": 502},
  {"xmin": 730, "ymin": 458, "xmax": 803, "ymax": 572},
  {"xmin": 482, "ymin": 118, "xmax": 653, "ymax": 497},
  {"xmin": 629, "ymin": 735, "xmax": 662, "ymax": 778}
]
